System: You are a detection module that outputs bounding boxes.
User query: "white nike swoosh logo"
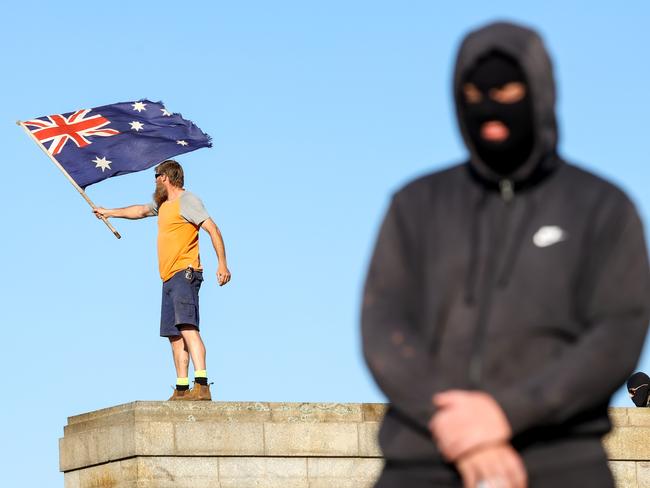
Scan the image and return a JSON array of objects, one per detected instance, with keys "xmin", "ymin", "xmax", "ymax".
[{"xmin": 533, "ymin": 226, "xmax": 567, "ymax": 248}]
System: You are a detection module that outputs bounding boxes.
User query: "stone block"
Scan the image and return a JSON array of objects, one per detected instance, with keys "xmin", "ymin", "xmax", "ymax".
[
  {"xmin": 65, "ymin": 457, "xmax": 222, "ymax": 488},
  {"xmin": 269, "ymin": 402, "xmax": 363, "ymax": 423},
  {"xmin": 264, "ymin": 421, "xmax": 359, "ymax": 456},
  {"xmin": 137, "ymin": 457, "xmax": 218, "ymax": 487},
  {"xmin": 309, "ymin": 479, "xmax": 377, "ymax": 488},
  {"xmin": 63, "ymin": 469, "xmax": 79, "ymax": 488},
  {"xmin": 307, "ymin": 457, "xmax": 383, "ymax": 488},
  {"xmin": 609, "ymin": 461, "xmax": 637, "ymax": 487},
  {"xmin": 64, "ymin": 405, "xmax": 136, "ymax": 436},
  {"xmin": 133, "ymin": 401, "xmax": 274, "ymax": 424},
  {"xmin": 135, "ymin": 421, "xmax": 174, "ymax": 455},
  {"xmin": 358, "ymin": 422, "xmax": 382, "ymax": 457},
  {"xmin": 361, "ymin": 403, "xmax": 386, "ymax": 422},
  {"xmin": 174, "ymin": 420, "xmax": 265, "ymax": 455},
  {"xmin": 67, "ymin": 458, "xmax": 138, "ymax": 488},
  {"xmin": 637, "ymin": 462, "xmax": 650, "ymax": 488},
  {"xmin": 626, "ymin": 409, "xmax": 650, "ymax": 427},
  {"xmin": 218, "ymin": 457, "xmax": 308, "ymax": 488},
  {"xmin": 608, "ymin": 408, "xmax": 630, "ymax": 428},
  {"xmin": 604, "ymin": 427, "xmax": 650, "ymax": 460},
  {"xmin": 60, "ymin": 422, "xmax": 135, "ymax": 472}
]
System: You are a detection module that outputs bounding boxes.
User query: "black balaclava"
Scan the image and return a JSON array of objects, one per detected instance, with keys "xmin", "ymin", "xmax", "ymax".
[
  {"xmin": 461, "ymin": 51, "xmax": 535, "ymax": 175},
  {"xmin": 627, "ymin": 372, "xmax": 650, "ymax": 407}
]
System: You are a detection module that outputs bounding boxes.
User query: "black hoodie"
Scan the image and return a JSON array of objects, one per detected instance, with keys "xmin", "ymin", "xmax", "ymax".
[{"xmin": 362, "ymin": 21, "xmax": 650, "ymax": 479}]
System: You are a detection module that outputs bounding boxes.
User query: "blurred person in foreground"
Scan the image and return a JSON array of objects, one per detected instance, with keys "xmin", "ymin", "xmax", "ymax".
[
  {"xmin": 94, "ymin": 159, "xmax": 231, "ymax": 401},
  {"xmin": 362, "ymin": 21, "xmax": 650, "ymax": 488},
  {"xmin": 627, "ymin": 372, "xmax": 650, "ymax": 407}
]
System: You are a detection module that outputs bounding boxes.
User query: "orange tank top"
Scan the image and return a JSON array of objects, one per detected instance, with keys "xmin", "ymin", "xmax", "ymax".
[{"xmin": 157, "ymin": 197, "xmax": 202, "ymax": 281}]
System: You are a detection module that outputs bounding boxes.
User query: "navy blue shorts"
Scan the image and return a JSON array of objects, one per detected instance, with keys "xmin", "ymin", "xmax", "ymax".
[{"xmin": 160, "ymin": 268, "xmax": 203, "ymax": 337}]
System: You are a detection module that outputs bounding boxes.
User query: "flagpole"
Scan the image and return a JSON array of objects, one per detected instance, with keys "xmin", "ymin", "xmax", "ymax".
[{"xmin": 16, "ymin": 121, "xmax": 121, "ymax": 239}]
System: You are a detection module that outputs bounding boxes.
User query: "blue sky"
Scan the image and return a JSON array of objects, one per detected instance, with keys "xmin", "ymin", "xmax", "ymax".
[{"xmin": 1, "ymin": 1, "xmax": 648, "ymax": 485}]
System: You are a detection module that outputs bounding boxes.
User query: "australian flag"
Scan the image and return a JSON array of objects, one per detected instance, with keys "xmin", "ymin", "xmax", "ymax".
[{"xmin": 22, "ymin": 99, "xmax": 212, "ymax": 188}]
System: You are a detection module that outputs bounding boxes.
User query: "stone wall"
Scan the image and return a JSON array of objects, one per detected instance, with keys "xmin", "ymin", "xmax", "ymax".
[
  {"xmin": 60, "ymin": 402, "xmax": 383, "ymax": 488},
  {"xmin": 60, "ymin": 402, "xmax": 648, "ymax": 488},
  {"xmin": 605, "ymin": 408, "xmax": 650, "ymax": 487}
]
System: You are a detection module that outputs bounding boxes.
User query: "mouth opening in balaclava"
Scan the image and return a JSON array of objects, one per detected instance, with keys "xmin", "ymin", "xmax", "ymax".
[
  {"xmin": 460, "ymin": 51, "xmax": 535, "ymax": 176},
  {"xmin": 627, "ymin": 372, "xmax": 650, "ymax": 407}
]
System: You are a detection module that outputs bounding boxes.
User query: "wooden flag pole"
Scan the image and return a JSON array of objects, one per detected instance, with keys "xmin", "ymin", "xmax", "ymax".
[{"xmin": 17, "ymin": 120, "xmax": 121, "ymax": 239}]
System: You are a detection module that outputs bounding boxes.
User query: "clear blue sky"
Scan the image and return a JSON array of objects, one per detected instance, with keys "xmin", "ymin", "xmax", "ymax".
[{"xmin": 1, "ymin": 1, "xmax": 648, "ymax": 485}]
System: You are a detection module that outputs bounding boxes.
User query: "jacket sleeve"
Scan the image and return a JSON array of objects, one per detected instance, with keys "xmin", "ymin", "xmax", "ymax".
[
  {"xmin": 491, "ymin": 193, "xmax": 650, "ymax": 435},
  {"xmin": 361, "ymin": 193, "xmax": 440, "ymax": 431}
]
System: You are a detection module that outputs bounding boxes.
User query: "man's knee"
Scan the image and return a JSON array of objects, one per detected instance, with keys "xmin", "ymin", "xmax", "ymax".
[
  {"xmin": 179, "ymin": 325, "xmax": 200, "ymax": 338},
  {"xmin": 168, "ymin": 335, "xmax": 184, "ymax": 347}
]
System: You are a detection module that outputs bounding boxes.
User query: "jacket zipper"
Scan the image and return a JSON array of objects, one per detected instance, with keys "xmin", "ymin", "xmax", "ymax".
[
  {"xmin": 500, "ymin": 179, "xmax": 514, "ymax": 202},
  {"xmin": 468, "ymin": 179, "xmax": 514, "ymax": 386}
]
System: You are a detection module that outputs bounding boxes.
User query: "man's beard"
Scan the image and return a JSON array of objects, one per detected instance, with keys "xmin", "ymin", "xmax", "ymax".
[{"xmin": 153, "ymin": 182, "xmax": 168, "ymax": 208}]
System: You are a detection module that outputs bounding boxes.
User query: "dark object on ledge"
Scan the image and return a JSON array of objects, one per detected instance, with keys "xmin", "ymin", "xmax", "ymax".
[{"xmin": 627, "ymin": 372, "xmax": 650, "ymax": 407}]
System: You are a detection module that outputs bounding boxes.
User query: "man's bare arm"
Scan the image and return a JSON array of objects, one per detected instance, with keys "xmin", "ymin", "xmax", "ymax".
[
  {"xmin": 94, "ymin": 205, "xmax": 154, "ymax": 220},
  {"xmin": 200, "ymin": 217, "xmax": 231, "ymax": 286}
]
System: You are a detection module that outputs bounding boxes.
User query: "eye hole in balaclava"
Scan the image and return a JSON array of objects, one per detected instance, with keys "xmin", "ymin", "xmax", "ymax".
[
  {"xmin": 627, "ymin": 372, "xmax": 650, "ymax": 407},
  {"xmin": 460, "ymin": 51, "xmax": 535, "ymax": 175}
]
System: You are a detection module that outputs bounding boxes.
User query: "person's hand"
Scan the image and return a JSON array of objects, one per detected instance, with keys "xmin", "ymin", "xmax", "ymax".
[
  {"xmin": 456, "ymin": 442, "xmax": 527, "ymax": 488},
  {"xmin": 429, "ymin": 390, "xmax": 512, "ymax": 461},
  {"xmin": 217, "ymin": 264, "xmax": 231, "ymax": 286},
  {"xmin": 93, "ymin": 207, "xmax": 110, "ymax": 219}
]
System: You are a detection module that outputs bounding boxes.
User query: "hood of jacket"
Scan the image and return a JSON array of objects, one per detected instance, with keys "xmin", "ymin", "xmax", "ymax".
[{"xmin": 453, "ymin": 21, "xmax": 561, "ymax": 189}]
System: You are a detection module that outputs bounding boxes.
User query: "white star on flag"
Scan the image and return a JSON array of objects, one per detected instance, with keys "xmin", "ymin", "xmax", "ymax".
[
  {"xmin": 161, "ymin": 108, "xmax": 172, "ymax": 116},
  {"xmin": 92, "ymin": 156, "xmax": 112, "ymax": 172},
  {"xmin": 176, "ymin": 140, "xmax": 188, "ymax": 146},
  {"xmin": 129, "ymin": 121, "xmax": 144, "ymax": 131},
  {"xmin": 132, "ymin": 101, "xmax": 147, "ymax": 112}
]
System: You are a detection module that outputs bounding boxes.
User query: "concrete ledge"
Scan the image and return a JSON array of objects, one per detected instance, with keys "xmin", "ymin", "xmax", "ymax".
[
  {"xmin": 60, "ymin": 404, "xmax": 649, "ymax": 488},
  {"xmin": 60, "ymin": 402, "xmax": 383, "ymax": 473},
  {"xmin": 63, "ymin": 457, "xmax": 385, "ymax": 488}
]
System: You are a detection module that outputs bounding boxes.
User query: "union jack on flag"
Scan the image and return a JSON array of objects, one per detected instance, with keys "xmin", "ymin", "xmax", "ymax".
[
  {"xmin": 24, "ymin": 109, "xmax": 120, "ymax": 156},
  {"xmin": 21, "ymin": 99, "xmax": 211, "ymax": 188}
]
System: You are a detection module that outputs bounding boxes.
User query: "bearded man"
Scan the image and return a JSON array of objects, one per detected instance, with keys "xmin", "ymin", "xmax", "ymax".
[
  {"xmin": 94, "ymin": 159, "xmax": 231, "ymax": 401},
  {"xmin": 362, "ymin": 21, "xmax": 650, "ymax": 488}
]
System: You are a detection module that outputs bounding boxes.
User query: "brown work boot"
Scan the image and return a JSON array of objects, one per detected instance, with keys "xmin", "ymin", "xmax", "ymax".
[
  {"xmin": 186, "ymin": 382, "xmax": 212, "ymax": 401},
  {"xmin": 167, "ymin": 387, "xmax": 191, "ymax": 401}
]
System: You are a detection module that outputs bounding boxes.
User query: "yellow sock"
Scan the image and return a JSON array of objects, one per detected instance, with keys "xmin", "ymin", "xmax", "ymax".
[
  {"xmin": 176, "ymin": 377, "xmax": 189, "ymax": 390},
  {"xmin": 195, "ymin": 370, "xmax": 208, "ymax": 385}
]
